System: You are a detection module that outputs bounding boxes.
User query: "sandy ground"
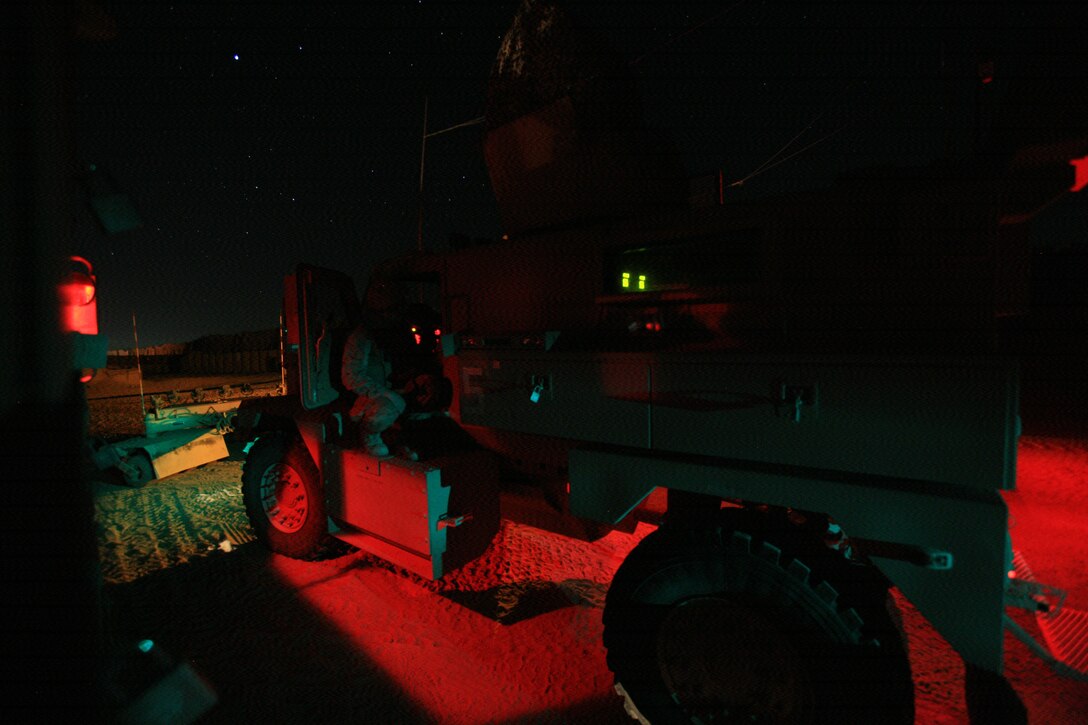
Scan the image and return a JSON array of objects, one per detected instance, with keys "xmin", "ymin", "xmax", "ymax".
[{"xmin": 85, "ymin": 371, "xmax": 1088, "ymax": 724}]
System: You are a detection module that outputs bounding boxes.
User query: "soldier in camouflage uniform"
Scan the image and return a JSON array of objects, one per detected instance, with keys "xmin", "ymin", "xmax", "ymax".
[{"xmin": 340, "ymin": 278, "xmax": 406, "ymax": 457}]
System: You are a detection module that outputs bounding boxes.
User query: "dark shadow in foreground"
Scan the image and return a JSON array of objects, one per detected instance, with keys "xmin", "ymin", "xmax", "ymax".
[{"xmin": 101, "ymin": 543, "xmax": 434, "ymax": 724}]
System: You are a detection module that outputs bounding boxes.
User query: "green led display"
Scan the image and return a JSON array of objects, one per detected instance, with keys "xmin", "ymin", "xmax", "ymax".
[{"xmin": 621, "ymin": 272, "xmax": 650, "ymax": 292}]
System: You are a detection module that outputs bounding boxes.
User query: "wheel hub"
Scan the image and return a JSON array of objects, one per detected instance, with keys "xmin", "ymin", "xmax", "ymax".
[
  {"xmin": 260, "ymin": 462, "xmax": 308, "ymax": 533},
  {"xmin": 656, "ymin": 596, "xmax": 813, "ymax": 723}
]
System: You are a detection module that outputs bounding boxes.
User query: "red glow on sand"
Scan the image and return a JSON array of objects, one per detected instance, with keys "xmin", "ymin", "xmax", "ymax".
[
  {"xmin": 269, "ymin": 521, "xmax": 656, "ymax": 723},
  {"xmin": 1003, "ymin": 439, "xmax": 1088, "ymax": 607}
]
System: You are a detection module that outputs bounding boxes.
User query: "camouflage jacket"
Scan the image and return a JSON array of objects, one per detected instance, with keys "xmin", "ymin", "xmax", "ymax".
[{"xmin": 340, "ymin": 325, "xmax": 391, "ymax": 398}]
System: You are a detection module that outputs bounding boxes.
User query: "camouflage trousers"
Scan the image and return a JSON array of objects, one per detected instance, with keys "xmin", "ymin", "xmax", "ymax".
[{"xmin": 348, "ymin": 388, "xmax": 406, "ymax": 434}]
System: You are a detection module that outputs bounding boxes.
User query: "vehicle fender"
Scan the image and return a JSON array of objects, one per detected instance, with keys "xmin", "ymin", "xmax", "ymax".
[{"xmin": 570, "ymin": 444, "xmax": 1010, "ymax": 675}]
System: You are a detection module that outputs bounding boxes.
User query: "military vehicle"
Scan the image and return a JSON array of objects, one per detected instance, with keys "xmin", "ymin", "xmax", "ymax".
[{"xmin": 236, "ymin": 3, "xmax": 1087, "ymax": 722}]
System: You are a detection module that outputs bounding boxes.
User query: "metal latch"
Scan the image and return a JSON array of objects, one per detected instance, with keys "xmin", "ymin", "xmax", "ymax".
[
  {"xmin": 529, "ymin": 374, "xmax": 549, "ymax": 403},
  {"xmin": 437, "ymin": 513, "xmax": 473, "ymax": 530},
  {"xmin": 777, "ymin": 383, "xmax": 817, "ymax": 423}
]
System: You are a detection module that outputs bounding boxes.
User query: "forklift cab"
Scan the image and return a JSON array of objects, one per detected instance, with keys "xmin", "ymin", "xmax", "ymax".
[
  {"xmin": 289, "ymin": 264, "xmax": 360, "ymax": 413},
  {"xmin": 286, "ymin": 264, "xmax": 499, "ymax": 580}
]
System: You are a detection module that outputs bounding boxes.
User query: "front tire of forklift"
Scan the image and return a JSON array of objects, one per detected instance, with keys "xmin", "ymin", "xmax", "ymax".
[
  {"xmin": 242, "ymin": 431, "xmax": 326, "ymax": 559},
  {"xmin": 603, "ymin": 509, "xmax": 914, "ymax": 725}
]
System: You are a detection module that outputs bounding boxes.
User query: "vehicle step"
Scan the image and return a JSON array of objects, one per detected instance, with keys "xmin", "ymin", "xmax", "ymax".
[
  {"xmin": 1009, "ymin": 549, "xmax": 1088, "ymax": 679},
  {"xmin": 1038, "ymin": 607, "xmax": 1088, "ymax": 675}
]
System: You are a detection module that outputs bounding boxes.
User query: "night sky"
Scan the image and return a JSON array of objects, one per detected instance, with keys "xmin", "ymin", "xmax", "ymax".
[{"xmin": 72, "ymin": 1, "xmax": 1086, "ymax": 348}]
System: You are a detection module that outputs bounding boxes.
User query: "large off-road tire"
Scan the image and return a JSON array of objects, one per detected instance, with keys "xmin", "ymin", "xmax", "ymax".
[
  {"xmin": 242, "ymin": 431, "xmax": 326, "ymax": 559},
  {"xmin": 603, "ymin": 508, "xmax": 914, "ymax": 725}
]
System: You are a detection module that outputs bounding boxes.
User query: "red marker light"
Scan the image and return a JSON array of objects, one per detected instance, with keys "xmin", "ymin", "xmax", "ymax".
[
  {"xmin": 434, "ymin": 328, "xmax": 441, "ymax": 336},
  {"xmin": 59, "ymin": 282, "xmax": 96, "ymax": 307},
  {"xmin": 1071, "ymin": 155, "xmax": 1088, "ymax": 192},
  {"xmin": 58, "ymin": 256, "xmax": 98, "ymax": 335},
  {"xmin": 414, "ymin": 333, "xmax": 422, "ymax": 345},
  {"xmin": 978, "ymin": 59, "xmax": 994, "ymax": 85}
]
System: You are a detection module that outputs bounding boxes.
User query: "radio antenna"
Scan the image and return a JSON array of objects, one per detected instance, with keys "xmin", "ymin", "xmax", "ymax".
[{"xmin": 132, "ymin": 311, "xmax": 146, "ymax": 420}]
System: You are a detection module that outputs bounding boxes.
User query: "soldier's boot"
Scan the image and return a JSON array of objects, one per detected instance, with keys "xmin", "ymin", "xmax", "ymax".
[{"xmin": 363, "ymin": 433, "xmax": 389, "ymax": 458}]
